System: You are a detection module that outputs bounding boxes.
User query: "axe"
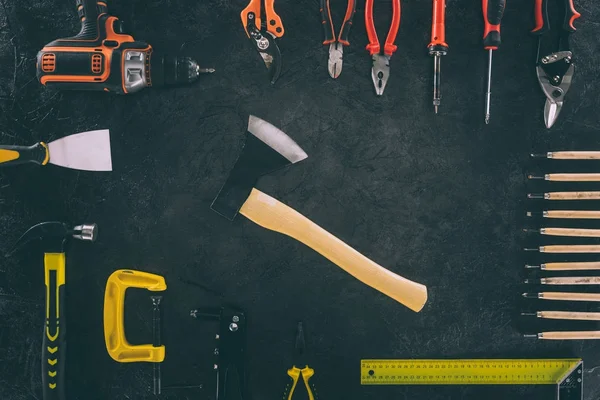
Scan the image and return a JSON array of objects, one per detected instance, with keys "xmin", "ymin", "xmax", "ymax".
[{"xmin": 211, "ymin": 116, "xmax": 428, "ymax": 312}]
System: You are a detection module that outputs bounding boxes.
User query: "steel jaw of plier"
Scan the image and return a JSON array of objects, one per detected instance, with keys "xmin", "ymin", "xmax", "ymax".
[
  {"xmin": 320, "ymin": 0, "xmax": 356, "ymax": 79},
  {"xmin": 532, "ymin": 0, "xmax": 580, "ymax": 128},
  {"xmin": 365, "ymin": 0, "xmax": 401, "ymax": 96},
  {"xmin": 241, "ymin": 0, "xmax": 284, "ymax": 84}
]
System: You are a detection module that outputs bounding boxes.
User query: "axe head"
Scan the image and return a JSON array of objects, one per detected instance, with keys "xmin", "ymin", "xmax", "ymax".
[{"xmin": 211, "ymin": 116, "xmax": 307, "ymax": 221}]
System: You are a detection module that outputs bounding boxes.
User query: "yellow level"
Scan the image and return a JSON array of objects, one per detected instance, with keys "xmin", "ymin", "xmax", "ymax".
[{"xmin": 361, "ymin": 359, "xmax": 583, "ymax": 400}]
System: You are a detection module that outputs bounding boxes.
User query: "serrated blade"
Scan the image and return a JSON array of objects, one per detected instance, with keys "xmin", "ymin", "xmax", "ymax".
[{"xmin": 48, "ymin": 129, "xmax": 112, "ymax": 171}]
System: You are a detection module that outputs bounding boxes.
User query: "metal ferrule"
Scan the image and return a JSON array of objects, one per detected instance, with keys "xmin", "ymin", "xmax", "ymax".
[{"xmin": 73, "ymin": 223, "xmax": 98, "ymax": 241}]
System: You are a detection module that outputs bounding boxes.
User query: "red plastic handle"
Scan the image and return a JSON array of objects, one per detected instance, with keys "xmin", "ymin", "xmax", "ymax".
[
  {"xmin": 429, "ymin": 0, "xmax": 447, "ymax": 48},
  {"xmin": 365, "ymin": 0, "xmax": 379, "ymax": 55},
  {"xmin": 365, "ymin": 0, "xmax": 400, "ymax": 56}
]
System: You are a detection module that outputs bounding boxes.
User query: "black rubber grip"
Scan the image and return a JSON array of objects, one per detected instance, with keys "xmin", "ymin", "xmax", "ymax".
[
  {"xmin": 338, "ymin": 0, "xmax": 356, "ymax": 44},
  {"xmin": 485, "ymin": 0, "xmax": 506, "ymax": 25},
  {"xmin": 0, "ymin": 143, "xmax": 47, "ymax": 166},
  {"xmin": 320, "ymin": 0, "xmax": 334, "ymax": 43},
  {"xmin": 532, "ymin": 0, "xmax": 550, "ymax": 35},
  {"xmin": 73, "ymin": 0, "xmax": 106, "ymax": 40},
  {"xmin": 483, "ymin": 31, "xmax": 501, "ymax": 48},
  {"xmin": 42, "ymin": 277, "xmax": 66, "ymax": 400}
]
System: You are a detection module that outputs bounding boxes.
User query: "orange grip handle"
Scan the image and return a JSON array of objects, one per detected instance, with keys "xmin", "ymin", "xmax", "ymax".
[
  {"xmin": 241, "ymin": 0, "xmax": 262, "ymax": 37},
  {"xmin": 365, "ymin": 0, "xmax": 379, "ymax": 55},
  {"xmin": 429, "ymin": 0, "xmax": 447, "ymax": 48},
  {"xmin": 265, "ymin": 0, "xmax": 284, "ymax": 38}
]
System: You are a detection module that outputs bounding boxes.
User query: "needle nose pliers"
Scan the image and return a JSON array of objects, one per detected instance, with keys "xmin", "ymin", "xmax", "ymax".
[
  {"xmin": 282, "ymin": 322, "xmax": 318, "ymax": 400},
  {"xmin": 320, "ymin": 0, "xmax": 356, "ymax": 79},
  {"xmin": 365, "ymin": 0, "xmax": 401, "ymax": 96},
  {"xmin": 241, "ymin": 0, "xmax": 285, "ymax": 84},
  {"xmin": 532, "ymin": 0, "xmax": 580, "ymax": 128}
]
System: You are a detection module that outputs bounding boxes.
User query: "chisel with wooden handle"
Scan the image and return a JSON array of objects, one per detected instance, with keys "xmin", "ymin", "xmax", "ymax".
[
  {"xmin": 524, "ymin": 331, "xmax": 600, "ymax": 340},
  {"xmin": 526, "ymin": 262, "xmax": 600, "ymax": 270},
  {"xmin": 522, "ymin": 311, "xmax": 600, "ymax": 321},
  {"xmin": 523, "ymin": 227, "xmax": 600, "ymax": 238},
  {"xmin": 531, "ymin": 151, "xmax": 600, "ymax": 160},
  {"xmin": 529, "ymin": 173, "xmax": 600, "ymax": 182},
  {"xmin": 527, "ymin": 210, "xmax": 600, "ymax": 219},
  {"xmin": 524, "ymin": 277, "xmax": 600, "ymax": 285},
  {"xmin": 523, "ymin": 292, "xmax": 600, "ymax": 302},
  {"xmin": 528, "ymin": 192, "xmax": 600, "ymax": 200},
  {"xmin": 525, "ymin": 245, "xmax": 600, "ymax": 253}
]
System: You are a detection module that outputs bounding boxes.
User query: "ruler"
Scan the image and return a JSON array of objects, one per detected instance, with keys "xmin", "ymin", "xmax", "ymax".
[{"xmin": 361, "ymin": 359, "xmax": 583, "ymax": 400}]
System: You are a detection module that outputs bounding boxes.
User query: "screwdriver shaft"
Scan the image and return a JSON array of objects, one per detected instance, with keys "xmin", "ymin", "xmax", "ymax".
[
  {"xmin": 485, "ymin": 49, "xmax": 493, "ymax": 124},
  {"xmin": 433, "ymin": 54, "xmax": 441, "ymax": 113}
]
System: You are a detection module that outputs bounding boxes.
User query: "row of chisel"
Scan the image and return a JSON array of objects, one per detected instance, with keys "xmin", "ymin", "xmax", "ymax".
[{"xmin": 523, "ymin": 151, "xmax": 600, "ymax": 340}]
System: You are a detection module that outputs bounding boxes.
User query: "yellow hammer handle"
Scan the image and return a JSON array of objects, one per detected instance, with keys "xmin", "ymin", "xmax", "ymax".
[
  {"xmin": 542, "ymin": 228, "xmax": 600, "ymax": 237},
  {"xmin": 547, "ymin": 173, "xmax": 600, "ymax": 182},
  {"xmin": 540, "ymin": 331, "xmax": 600, "ymax": 340},
  {"xmin": 239, "ymin": 189, "xmax": 428, "ymax": 312},
  {"xmin": 542, "ymin": 292, "xmax": 600, "ymax": 302}
]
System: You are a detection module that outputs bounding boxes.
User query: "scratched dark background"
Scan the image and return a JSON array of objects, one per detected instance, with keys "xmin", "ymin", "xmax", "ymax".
[{"xmin": 1, "ymin": 0, "xmax": 600, "ymax": 399}]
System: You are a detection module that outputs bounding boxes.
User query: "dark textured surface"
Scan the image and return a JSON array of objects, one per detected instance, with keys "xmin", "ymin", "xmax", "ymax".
[{"xmin": 1, "ymin": 0, "xmax": 600, "ymax": 399}]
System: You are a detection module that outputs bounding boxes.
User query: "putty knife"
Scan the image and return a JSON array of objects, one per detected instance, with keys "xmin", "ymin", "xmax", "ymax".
[{"xmin": 0, "ymin": 129, "xmax": 112, "ymax": 171}]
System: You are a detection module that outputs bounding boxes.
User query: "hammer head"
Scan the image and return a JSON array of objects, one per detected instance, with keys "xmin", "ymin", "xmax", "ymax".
[
  {"xmin": 11, "ymin": 222, "xmax": 97, "ymax": 254},
  {"xmin": 211, "ymin": 116, "xmax": 307, "ymax": 220}
]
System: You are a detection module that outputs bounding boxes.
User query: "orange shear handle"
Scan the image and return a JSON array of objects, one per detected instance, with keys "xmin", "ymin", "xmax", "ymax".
[
  {"xmin": 265, "ymin": 0, "xmax": 285, "ymax": 38},
  {"xmin": 365, "ymin": 0, "xmax": 379, "ymax": 55},
  {"xmin": 241, "ymin": 0, "xmax": 262, "ymax": 37}
]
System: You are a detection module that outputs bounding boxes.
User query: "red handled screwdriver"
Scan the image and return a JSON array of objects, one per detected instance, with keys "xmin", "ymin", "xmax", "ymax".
[
  {"xmin": 482, "ymin": 0, "xmax": 506, "ymax": 124},
  {"xmin": 428, "ymin": 0, "xmax": 448, "ymax": 114}
]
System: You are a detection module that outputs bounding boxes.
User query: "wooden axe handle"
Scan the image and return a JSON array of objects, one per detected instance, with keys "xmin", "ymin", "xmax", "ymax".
[{"xmin": 239, "ymin": 189, "xmax": 428, "ymax": 312}]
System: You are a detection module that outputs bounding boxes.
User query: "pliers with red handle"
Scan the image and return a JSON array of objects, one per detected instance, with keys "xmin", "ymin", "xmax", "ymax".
[
  {"xmin": 365, "ymin": 0, "xmax": 401, "ymax": 96},
  {"xmin": 320, "ymin": 0, "xmax": 356, "ymax": 79},
  {"xmin": 532, "ymin": 0, "xmax": 580, "ymax": 128}
]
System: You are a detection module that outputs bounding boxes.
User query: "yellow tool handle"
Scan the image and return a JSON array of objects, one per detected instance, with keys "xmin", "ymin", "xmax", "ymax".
[
  {"xmin": 0, "ymin": 143, "xmax": 49, "ymax": 166},
  {"xmin": 546, "ymin": 173, "xmax": 600, "ymax": 182},
  {"xmin": 285, "ymin": 367, "xmax": 315, "ymax": 400},
  {"xmin": 43, "ymin": 253, "xmax": 66, "ymax": 400},
  {"xmin": 545, "ymin": 210, "xmax": 600, "ymax": 219},
  {"xmin": 541, "ymin": 227, "xmax": 600, "ymax": 237},
  {"xmin": 547, "ymin": 191, "xmax": 600, "ymax": 200},
  {"xmin": 239, "ymin": 189, "xmax": 428, "ymax": 312},
  {"xmin": 541, "ymin": 292, "xmax": 600, "ymax": 302},
  {"xmin": 542, "ymin": 261, "xmax": 600, "ymax": 270},
  {"xmin": 540, "ymin": 244, "xmax": 600, "ymax": 253},
  {"xmin": 550, "ymin": 151, "xmax": 600, "ymax": 159},
  {"xmin": 104, "ymin": 270, "xmax": 167, "ymax": 363},
  {"xmin": 538, "ymin": 311, "xmax": 600, "ymax": 320},
  {"xmin": 539, "ymin": 331, "xmax": 600, "ymax": 340}
]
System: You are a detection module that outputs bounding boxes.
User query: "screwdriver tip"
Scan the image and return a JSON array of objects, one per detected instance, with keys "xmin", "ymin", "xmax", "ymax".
[
  {"xmin": 524, "ymin": 248, "xmax": 539, "ymax": 252},
  {"xmin": 528, "ymin": 193, "xmax": 544, "ymax": 199},
  {"xmin": 485, "ymin": 114, "xmax": 490, "ymax": 124},
  {"xmin": 525, "ymin": 264, "xmax": 541, "ymax": 269},
  {"xmin": 520, "ymin": 312, "xmax": 537, "ymax": 316},
  {"xmin": 530, "ymin": 153, "xmax": 546, "ymax": 158},
  {"xmin": 523, "ymin": 334, "xmax": 539, "ymax": 339},
  {"xmin": 528, "ymin": 175, "xmax": 544, "ymax": 180},
  {"xmin": 522, "ymin": 292, "xmax": 538, "ymax": 298},
  {"xmin": 434, "ymin": 105, "xmax": 439, "ymax": 114}
]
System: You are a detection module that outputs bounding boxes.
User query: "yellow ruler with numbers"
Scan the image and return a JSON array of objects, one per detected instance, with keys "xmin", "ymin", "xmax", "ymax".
[
  {"xmin": 361, "ymin": 359, "xmax": 582, "ymax": 384},
  {"xmin": 361, "ymin": 359, "xmax": 583, "ymax": 400}
]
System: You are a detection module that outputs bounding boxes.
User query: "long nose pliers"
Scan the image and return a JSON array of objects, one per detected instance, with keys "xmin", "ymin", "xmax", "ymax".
[
  {"xmin": 241, "ymin": 0, "xmax": 285, "ymax": 84},
  {"xmin": 532, "ymin": 0, "xmax": 580, "ymax": 128},
  {"xmin": 320, "ymin": 0, "xmax": 356, "ymax": 79},
  {"xmin": 365, "ymin": 0, "xmax": 401, "ymax": 96},
  {"xmin": 282, "ymin": 322, "xmax": 318, "ymax": 400}
]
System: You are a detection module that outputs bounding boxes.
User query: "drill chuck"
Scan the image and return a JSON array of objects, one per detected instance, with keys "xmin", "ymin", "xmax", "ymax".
[{"xmin": 151, "ymin": 55, "xmax": 213, "ymax": 87}]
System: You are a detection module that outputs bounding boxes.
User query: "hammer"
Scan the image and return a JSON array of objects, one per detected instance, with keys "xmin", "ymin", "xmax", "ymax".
[
  {"xmin": 11, "ymin": 222, "xmax": 97, "ymax": 400},
  {"xmin": 211, "ymin": 116, "xmax": 428, "ymax": 312}
]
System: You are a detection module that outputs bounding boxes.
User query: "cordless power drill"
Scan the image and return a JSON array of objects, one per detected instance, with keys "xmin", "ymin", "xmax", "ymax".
[{"xmin": 36, "ymin": 0, "xmax": 213, "ymax": 94}]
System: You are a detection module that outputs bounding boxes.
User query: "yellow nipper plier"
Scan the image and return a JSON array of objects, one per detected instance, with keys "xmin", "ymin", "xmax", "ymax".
[{"xmin": 283, "ymin": 322, "xmax": 318, "ymax": 400}]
